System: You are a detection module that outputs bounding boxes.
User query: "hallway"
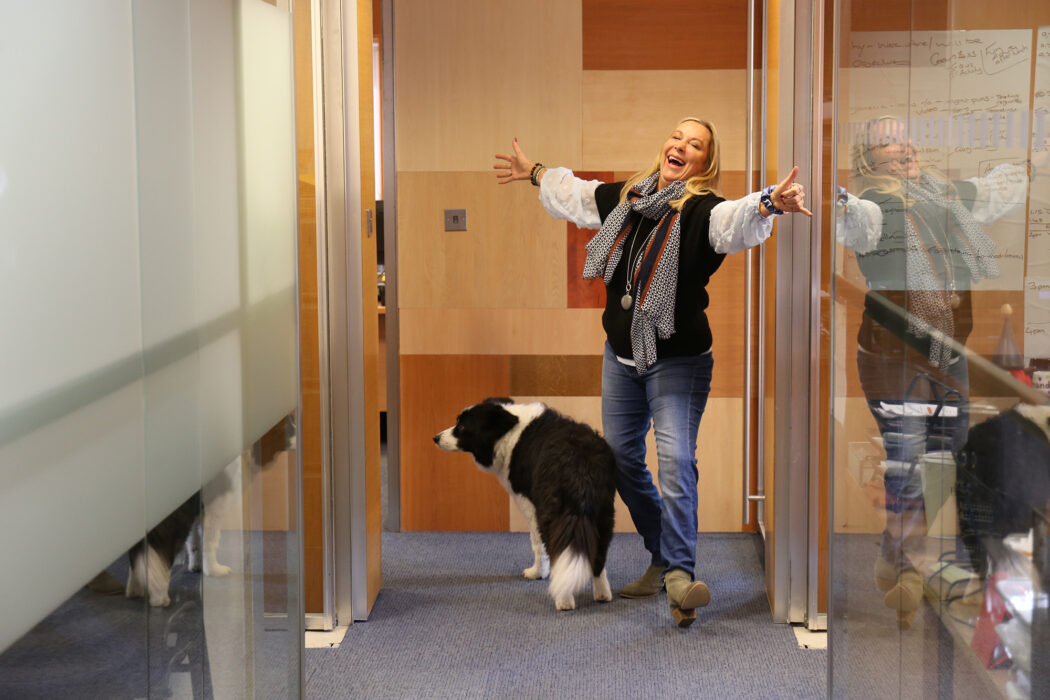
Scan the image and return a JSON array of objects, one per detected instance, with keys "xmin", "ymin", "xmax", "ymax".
[{"xmin": 305, "ymin": 532, "xmax": 825, "ymax": 698}]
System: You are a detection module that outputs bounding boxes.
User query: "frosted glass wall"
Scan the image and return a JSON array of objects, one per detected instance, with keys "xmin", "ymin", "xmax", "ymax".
[{"xmin": 0, "ymin": 0, "xmax": 301, "ymax": 696}]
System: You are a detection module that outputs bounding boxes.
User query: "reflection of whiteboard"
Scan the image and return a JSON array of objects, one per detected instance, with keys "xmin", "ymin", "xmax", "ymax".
[
  {"xmin": 1028, "ymin": 27, "xmax": 1050, "ymax": 278},
  {"xmin": 1025, "ymin": 278, "xmax": 1050, "ymax": 360},
  {"xmin": 1025, "ymin": 28, "xmax": 1050, "ymax": 360},
  {"xmin": 843, "ymin": 30, "xmax": 1033, "ymax": 290}
]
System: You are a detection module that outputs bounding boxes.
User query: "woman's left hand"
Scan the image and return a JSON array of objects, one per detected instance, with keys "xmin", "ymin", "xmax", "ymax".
[{"xmin": 771, "ymin": 166, "xmax": 813, "ymax": 217}]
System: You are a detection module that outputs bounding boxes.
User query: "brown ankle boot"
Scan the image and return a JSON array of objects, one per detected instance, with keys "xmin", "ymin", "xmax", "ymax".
[
  {"xmin": 873, "ymin": 556, "xmax": 897, "ymax": 592},
  {"xmin": 884, "ymin": 568, "xmax": 924, "ymax": 629},
  {"xmin": 664, "ymin": 569, "xmax": 711, "ymax": 628},
  {"xmin": 619, "ymin": 565, "xmax": 666, "ymax": 598}
]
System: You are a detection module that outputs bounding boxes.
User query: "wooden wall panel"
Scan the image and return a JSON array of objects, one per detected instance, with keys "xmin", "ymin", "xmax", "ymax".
[
  {"xmin": 400, "ymin": 355, "xmax": 511, "ymax": 531},
  {"xmin": 582, "ymin": 0, "xmax": 747, "ymax": 71},
  {"xmin": 394, "ymin": 0, "xmax": 582, "ymax": 172},
  {"xmin": 394, "ymin": 0, "xmax": 754, "ymax": 533},
  {"xmin": 696, "ymin": 397, "xmax": 745, "ymax": 531},
  {"xmin": 566, "ymin": 170, "xmax": 614, "ymax": 309},
  {"xmin": 399, "ymin": 308, "xmax": 606, "ymax": 356},
  {"xmin": 581, "ymin": 70, "xmax": 749, "ymax": 172},
  {"xmin": 567, "ymin": 221, "xmax": 607, "ymax": 309},
  {"xmin": 509, "ymin": 356, "xmax": 603, "ymax": 397},
  {"xmin": 398, "ymin": 172, "xmax": 568, "ymax": 310},
  {"xmin": 293, "ymin": 0, "xmax": 323, "ymax": 613},
  {"xmin": 707, "ymin": 253, "xmax": 747, "ymax": 397},
  {"xmin": 355, "ymin": 0, "xmax": 382, "ymax": 613}
]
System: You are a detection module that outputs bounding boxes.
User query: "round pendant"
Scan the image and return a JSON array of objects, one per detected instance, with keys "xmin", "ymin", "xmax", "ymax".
[
  {"xmin": 950, "ymin": 292, "xmax": 961, "ymax": 309},
  {"xmin": 621, "ymin": 294, "xmax": 633, "ymax": 310}
]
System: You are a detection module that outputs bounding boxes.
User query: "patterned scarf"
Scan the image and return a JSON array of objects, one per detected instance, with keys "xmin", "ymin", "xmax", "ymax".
[
  {"xmin": 583, "ymin": 174, "xmax": 686, "ymax": 373},
  {"xmin": 902, "ymin": 173, "xmax": 998, "ymax": 369}
]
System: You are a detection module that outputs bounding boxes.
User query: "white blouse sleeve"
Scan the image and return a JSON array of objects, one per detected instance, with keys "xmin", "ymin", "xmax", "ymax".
[
  {"xmin": 836, "ymin": 192, "xmax": 882, "ymax": 253},
  {"xmin": 965, "ymin": 163, "xmax": 1029, "ymax": 225},
  {"xmin": 537, "ymin": 166, "xmax": 603, "ymax": 229},
  {"xmin": 708, "ymin": 191, "xmax": 773, "ymax": 254}
]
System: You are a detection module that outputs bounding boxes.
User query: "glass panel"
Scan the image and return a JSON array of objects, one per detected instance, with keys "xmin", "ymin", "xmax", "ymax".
[
  {"xmin": 0, "ymin": 1, "xmax": 301, "ymax": 697},
  {"xmin": 831, "ymin": 2, "xmax": 1050, "ymax": 697}
]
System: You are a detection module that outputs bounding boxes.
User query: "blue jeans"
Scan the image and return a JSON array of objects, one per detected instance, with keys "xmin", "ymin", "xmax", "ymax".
[
  {"xmin": 601, "ymin": 342, "xmax": 713, "ymax": 576},
  {"xmin": 857, "ymin": 347, "xmax": 970, "ymax": 571}
]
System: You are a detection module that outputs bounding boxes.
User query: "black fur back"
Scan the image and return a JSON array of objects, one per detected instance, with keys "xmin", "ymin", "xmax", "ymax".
[{"xmin": 507, "ymin": 409, "xmax": 616, "ymax": 575}]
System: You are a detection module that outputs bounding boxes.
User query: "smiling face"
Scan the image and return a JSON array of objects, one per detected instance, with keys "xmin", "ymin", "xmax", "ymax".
[
  {"xmin": 866, "ymin": 119, "xmax": 920, "ymax": 180},
  {"xmin": 657, "ymin": 120, "xmax": 712, "ymax": 190}
]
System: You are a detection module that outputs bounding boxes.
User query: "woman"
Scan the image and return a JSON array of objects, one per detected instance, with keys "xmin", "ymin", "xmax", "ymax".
[
  {"xmin": 495, "ymin": 118, "xmax": 810, "ymax": 627},
  {"xmin": 846, "ymin": 116, "xmax": 1031, "ymax": 628}
]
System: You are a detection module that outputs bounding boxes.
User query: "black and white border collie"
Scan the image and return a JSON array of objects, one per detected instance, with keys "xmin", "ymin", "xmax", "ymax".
[{"xmin": 434, "ymin": 397, "xmax": 617, "ymax": 611}]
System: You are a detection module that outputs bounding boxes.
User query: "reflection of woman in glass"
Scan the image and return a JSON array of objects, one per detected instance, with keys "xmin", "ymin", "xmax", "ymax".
[{"xmin": 845, "ymin": 116, "xmax": 1030, "ymax": 628}]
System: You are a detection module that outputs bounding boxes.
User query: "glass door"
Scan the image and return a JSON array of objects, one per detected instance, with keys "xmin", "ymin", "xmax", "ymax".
[{"xmin": 829, "ymin": 1, "xmax": 1050, "ymax": 696}]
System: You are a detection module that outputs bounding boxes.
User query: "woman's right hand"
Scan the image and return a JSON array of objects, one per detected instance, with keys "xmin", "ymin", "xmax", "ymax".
[{"xmin": 494, "ymin": 138, "xmax": 534, "ymax": 185}]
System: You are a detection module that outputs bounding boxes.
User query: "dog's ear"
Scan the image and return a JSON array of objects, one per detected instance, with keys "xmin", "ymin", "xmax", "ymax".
[
  {"xmin": 458, "ymin": 402, "xmax": 518, "ymax": 467},
  {"xmin": 483, "ymin": 396, "xmax": 514, "ymax": 406}
]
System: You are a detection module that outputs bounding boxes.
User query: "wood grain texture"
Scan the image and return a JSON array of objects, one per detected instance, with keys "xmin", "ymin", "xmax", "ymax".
[
  {"xmin": 357, "ymin": 0, "xmax": 383, "ymax": 614},
  {"xmin": 294, "ymin": 0, "xmax": 322, "ymax": 611},
  {"xmin": 399, "ymin": 307, "xmax": 606, "ymax": 356},
  {"xmin": 397, "ymin": 172, "xmax": 568, "ymax": 310},
  {"xmin": 582, "ymin": 0, "xmax": 747, "ymax": 71},
  {"xmin": 567, "ymin": 220, "xmax": 608, "ymax": 308},
  {"xmin": 509, "ymin": 355, "xmax": 603, "ymax": 397},
  {"xmin": 706, "ymin": 252, "xmax": 747, "ymax": 397},
  {"xmin": 581, "ymin": 70, "xmax": 749, "ymax": 172},
  {"xmin": 400, "ymin": 355, "xmax": 511, "ymax": 531},
  {"xmin": 398, "ymin": 296, "xmax": 745, "ymax": 399},
  {"xmin": 393, "ymin": 0, "xmax": 582, "ymax": 172},
  {"xmin": 566, "ymin": 170, "xmax": 614, "ymax": 309}
]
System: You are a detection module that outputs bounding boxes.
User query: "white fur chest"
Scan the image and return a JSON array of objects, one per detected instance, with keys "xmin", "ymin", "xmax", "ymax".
[{"xmin": 490, "ymin": 402, "xmax": 546, "ymax": 481}]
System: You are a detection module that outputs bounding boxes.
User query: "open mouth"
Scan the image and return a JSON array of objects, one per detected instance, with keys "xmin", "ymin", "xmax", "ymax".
[{"xmin": 667, "ymin": 155, "xmax": 685, "ymax": 167}]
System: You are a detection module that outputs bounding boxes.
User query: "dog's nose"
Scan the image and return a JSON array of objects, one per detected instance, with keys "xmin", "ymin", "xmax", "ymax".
[{"xmin": 432, "ymin": 434, "xmax": 440, "ymax": 444}]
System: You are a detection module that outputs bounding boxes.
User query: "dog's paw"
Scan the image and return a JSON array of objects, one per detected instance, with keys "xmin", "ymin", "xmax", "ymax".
[
  {"xmin": 149, "ymin": 593, "xmax": 172, "ymax": 608},
  {"xmin": 205, "ymin": 562, "xmax": 232, "ymax": 578},
  {"xmin": 555, "ymin": 596, "xmax": 576, "ymax": 611},
  {"xmin": 522, "ymin": 565, "xmax": 547, "ymax": 580},
  {"xmin": 594, "ymin": 572, "xmax": 613, "ymax": 602}
]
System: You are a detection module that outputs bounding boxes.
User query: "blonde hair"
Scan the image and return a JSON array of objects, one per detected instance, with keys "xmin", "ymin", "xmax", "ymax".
[
  {"xmin": 851, "ymin": 116, "xmax": 951, "ymax": 203},
  {"xmin": 619, "ymin": 117, "xmax": 721, "ymax": 210}
]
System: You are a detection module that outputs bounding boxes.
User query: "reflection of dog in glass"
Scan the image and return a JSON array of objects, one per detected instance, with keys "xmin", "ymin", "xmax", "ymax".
[
  {"xmin": 125, "ymin": 471, "xmax": 235, "ymax": 608},
  {"xmin": 122, "ymin": 418, "xmax": 295, "ymax": 606}
]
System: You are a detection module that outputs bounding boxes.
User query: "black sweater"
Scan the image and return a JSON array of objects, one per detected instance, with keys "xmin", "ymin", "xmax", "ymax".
[
  {"xmin": 856, "ymin": 180, "xmax": 980, "ymax": 357},
  {"xmin": 594, "ymin": 182, "xmax": 727, "ymax": 360}
]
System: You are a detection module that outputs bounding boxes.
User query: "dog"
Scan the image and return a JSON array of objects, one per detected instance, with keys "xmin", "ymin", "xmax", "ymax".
[
  {"xmin": 125, "ymin": 471, "xmax": 234, "ymax": 608},
  {"xmin": 434, "ymin": 397, "xmax": 617, "ymax": 611}
]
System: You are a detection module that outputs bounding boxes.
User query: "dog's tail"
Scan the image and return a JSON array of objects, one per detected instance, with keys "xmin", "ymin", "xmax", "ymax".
[
  {"xmin": 547, "ymin": 513, "xmax": 604, "ymax": 602},
  {"xmin": 548, "ymin": 549, "xmax": 591, "ymax": 603}
]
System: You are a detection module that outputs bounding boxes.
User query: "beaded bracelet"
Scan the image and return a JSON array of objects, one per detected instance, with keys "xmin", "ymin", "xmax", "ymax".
[
  {"xmin": 760, "ymin": 185, "xmax": 784, "ymax": 215},
  {"xmin": 530, "ymin": 162, "xmax": 545, "ymax": 186}
]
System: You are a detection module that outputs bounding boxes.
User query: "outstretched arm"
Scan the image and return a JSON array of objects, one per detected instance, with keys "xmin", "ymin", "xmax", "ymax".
[
  {"xmin": 709, "ymin": 166, "xmax": 812, "ymax": 254},
  {"xmin": 759, "ymin": 166, "xmax": 813, "ymax": 218},
  {"xmin": 494, "ymin": 139, "xmax": 603, "ymax": 228}
]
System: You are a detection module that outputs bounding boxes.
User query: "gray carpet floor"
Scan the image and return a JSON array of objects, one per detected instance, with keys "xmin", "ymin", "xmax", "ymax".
[{"xmin": 305, "ymin": 531, "xmax": 827, "ymax": 699}]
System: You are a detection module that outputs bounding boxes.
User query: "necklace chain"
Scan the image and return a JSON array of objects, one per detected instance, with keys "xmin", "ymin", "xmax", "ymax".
[
  {"xmin": 620, "ymin": 217, "xmax": 655, "ymax": 311},
  {"xmin": 624, "ymin": 218, "xmax": 653, "ymax": 294}
]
